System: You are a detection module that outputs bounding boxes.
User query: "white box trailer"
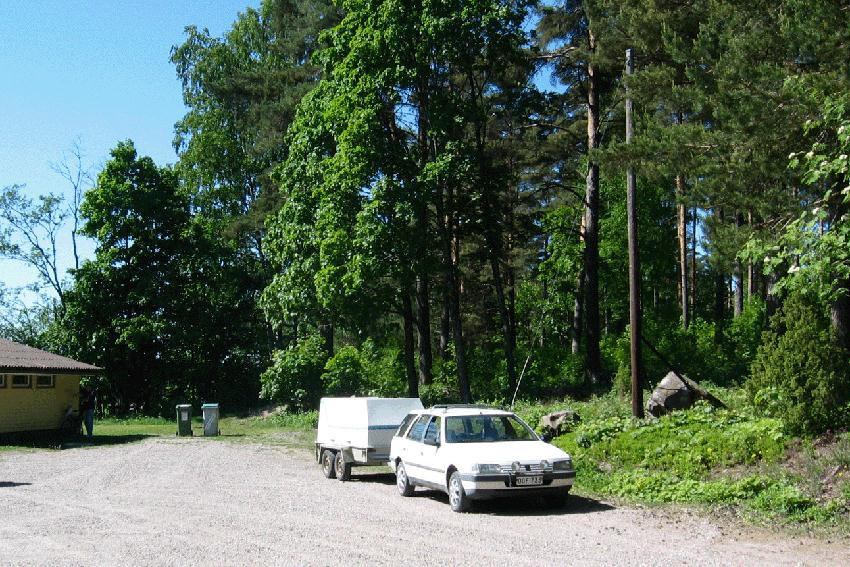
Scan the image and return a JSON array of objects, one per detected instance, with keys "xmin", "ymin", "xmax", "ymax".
[{"xmin": 316, "ymin": 397, "xmax": 423, "ymax": 481}]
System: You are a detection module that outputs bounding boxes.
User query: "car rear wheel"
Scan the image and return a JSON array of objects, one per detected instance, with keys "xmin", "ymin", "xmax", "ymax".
[
  {"xmin": 320, "ymin": 449, "xmax": 336, "ymax": 479},
  {"xmin": 396, "ymin": 461, "xmax": 414, "ymax": 496},
  {"xmin": 334, "ymin": 450, "xmax": 351, "ymax": 481},
  {"xmin": 448, "ymin": 471, "xmax": 471, "ymax": 513}
]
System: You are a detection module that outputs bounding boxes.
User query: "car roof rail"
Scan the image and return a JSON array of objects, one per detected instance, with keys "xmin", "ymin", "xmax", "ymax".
[{"xmin": 430, "ymin": 404, "xmax": 502, "ymax": 410}]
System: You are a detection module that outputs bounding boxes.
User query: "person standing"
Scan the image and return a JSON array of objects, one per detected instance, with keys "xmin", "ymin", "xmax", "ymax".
[{"xmin": 80, "ymin": 387, "xmax": 96, "ymax": 439}]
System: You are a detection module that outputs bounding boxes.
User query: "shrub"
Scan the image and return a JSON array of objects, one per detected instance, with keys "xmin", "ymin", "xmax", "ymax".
[
  {"xmin": 267, "ymin": 410, "xmax": 319, "ymax": 430},
  {"xmin": 260, "ymin": 335, "xmax": 328, "ymax": 411},
  {"xmin": 420, "ymin": 356, "xmax": 460, "ymax": 407},
  {"xmin": 747, "ymin": 293, "xmax": 850, "ymax": 435},
  {"xmin": 724, "ymin": 297, "xmax": 767, "ymax": 376},
  {"xmin": 322, "ymin": 346, "xmax": 364, "ymax": 396}
]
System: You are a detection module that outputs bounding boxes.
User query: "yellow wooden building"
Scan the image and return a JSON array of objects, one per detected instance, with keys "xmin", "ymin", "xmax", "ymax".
[{"xmin": 0, "ymin": 338, "xmax": 101, "ymax": 434}]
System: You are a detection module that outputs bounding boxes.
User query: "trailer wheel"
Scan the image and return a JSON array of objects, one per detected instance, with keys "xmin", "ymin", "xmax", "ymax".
[
  {"xmin": 334, "ymin": 450, "xmax": 351, "ymax": 481},
  {"xmin": 396, "ymin": 461, "xmax": 414, "ymax": 497},
  {"xmin": 320, "ymin": 449, "xmax": 337, "ymax": 479}
]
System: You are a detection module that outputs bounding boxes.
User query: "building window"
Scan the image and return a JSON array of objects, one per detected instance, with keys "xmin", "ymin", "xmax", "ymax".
[
  {"xmin": 35, "ymin": 375, "xmax": 55, "ymax": 388},
  {"xmin": 12, "ymin": 375, "xmax": 31, "ymax": 388},
  {"xmin": 0, "ymin": 374, "xmax": 6, "ymax": 388}
]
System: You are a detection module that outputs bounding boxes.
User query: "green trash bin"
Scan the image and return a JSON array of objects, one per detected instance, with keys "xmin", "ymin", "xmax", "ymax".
[
  {"xmin": 201, "ymin": 403, "xmax": 219, "ymax": 436},
  {"xmin": 176, "ymin": 404, "xmax": 193, "ymax": 436}
]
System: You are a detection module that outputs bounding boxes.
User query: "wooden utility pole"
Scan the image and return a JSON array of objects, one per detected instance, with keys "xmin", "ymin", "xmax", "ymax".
[{"xmin": 625, "ymin": 48, "xmax": 644, "ymax": 418}]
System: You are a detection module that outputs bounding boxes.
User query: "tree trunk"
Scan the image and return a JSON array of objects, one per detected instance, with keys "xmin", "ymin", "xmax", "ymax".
[
  {"xmin": 714, "ymin": 272, "xmax": 726, "ymax": 324},
  {"xmin": 450, "ymin": 226, "xmax": 470, "ymax": 402},
  {"xmin": 829, "ymin": 201, "xmax": 850, "ymax": 352},
  {"xmin": 582, "ymin": 37, "xmax": 602, "ymax": 384},
  {"xmin": 414, "ymin": 72, "xmax": 433, "ymax": 386},
  {"xmin": 439, "ymin": 290, "xmax": 450, "ymax": 359},
  {"xmin": 572, "ymin": 206, "xmax": 585, "ymax": 354},
  {"xmin": 319, "ymin": 320, "xmax": 334, "ymax": 359},
  {"xmin": 747, "ymin": 212, "xmax": 756, "ymax": 300},
  {"xmin": 691, "ymin": 206, "xmax": 698, "ymax": 318},
  {"xmin": 674, "ymin": 113, "xmax": 689, "ymax": 330},
  {"xmin": 733, "ymin": 212, "xmax": 744, "ymax": 317},
  {"xmin": 571, "ymin": 275, "xmax": 583, "ymax": 355},
  {"xmin": 401, "ymin": 291, "xmax": 418, "ymax": 398},
  {"xmin": 490, "ymin": 255, "xmax": 517, "ymax": 395},
  {"xmin": 766, "ymin": 269, "xmax": 781, "ymax": 317},
  {"xmin": 713, "ymin": 209, "xmax": 726, "ymax": 324},
  {"xmin": 416, "ymin": 274, "xmax": 432, "ymax": 386},
  {"xmin": 446, "ymin": 186, "xmax": 470, "ymax": 401},
  {"xmin": 676, "ymin": 173, "xmax": 689, "ymax": 330},
  {"xmin": 831, "ymin": 286, "xmax": 850, "ymax": 353}
]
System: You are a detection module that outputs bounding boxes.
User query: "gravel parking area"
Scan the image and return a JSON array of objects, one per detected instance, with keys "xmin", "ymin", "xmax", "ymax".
[{"xmin": 0, "ymin": 437, "xmax": 846, "ymax": 566}]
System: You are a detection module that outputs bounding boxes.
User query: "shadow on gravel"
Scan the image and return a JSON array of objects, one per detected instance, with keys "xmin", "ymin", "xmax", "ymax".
[
  {"xmin": 409, "ymin": 489, "xmax": 615, "ymax": 517},
  {"xmin": 351, "ymin": 472, "xmax": 397, "ymax": 485},
  {"xmin": 0, "ymin": 432, "xmax": 153, "ymax": 451},
  {"xmin": 0, "ymin": 481, "xmax": 32, "ymax": 488}
]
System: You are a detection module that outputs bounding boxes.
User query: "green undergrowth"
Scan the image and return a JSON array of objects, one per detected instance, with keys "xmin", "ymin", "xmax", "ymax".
[
  {"xmin": 518, "ymin": 392, "xmax": 850, "ymax": 527},
  {"xmin": 1, "ymin": 411, "xmax": 318, "ymax": 452}
]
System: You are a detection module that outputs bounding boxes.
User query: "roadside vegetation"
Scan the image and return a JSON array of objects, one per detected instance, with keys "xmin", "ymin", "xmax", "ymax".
[{"xmin": 516, "ymin": 391, "xmax": 850, "ymax": 531}]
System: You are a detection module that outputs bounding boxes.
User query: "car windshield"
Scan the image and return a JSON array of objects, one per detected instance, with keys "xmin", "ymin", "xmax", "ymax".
[{"xmin": 444, "ymin": 414, "xmax": 537, "ymax": 443}]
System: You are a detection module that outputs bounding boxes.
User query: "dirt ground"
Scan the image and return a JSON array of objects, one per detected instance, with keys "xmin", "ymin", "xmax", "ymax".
[{"xmin": 1, "ymin": 437, "xmax": 847, "ymax": 566}]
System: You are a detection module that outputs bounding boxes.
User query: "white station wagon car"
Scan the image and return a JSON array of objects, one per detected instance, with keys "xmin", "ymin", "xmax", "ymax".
[{"xmin": 389, "ymin": 405, "xmax": 575, "ymax": 512}]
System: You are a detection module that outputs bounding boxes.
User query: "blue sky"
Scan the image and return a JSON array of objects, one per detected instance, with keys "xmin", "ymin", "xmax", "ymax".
[{"xmin": 0, "ymin": 0, "xmax": 258, "ymax": 299}]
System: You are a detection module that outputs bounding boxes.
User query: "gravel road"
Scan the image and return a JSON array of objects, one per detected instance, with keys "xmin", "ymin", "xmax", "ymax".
[{"xmin": 0, "ymin": 437, "xmax": 846, "ymax": 566}]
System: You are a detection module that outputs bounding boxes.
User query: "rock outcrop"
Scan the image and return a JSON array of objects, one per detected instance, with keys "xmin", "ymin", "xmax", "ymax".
[
  {"xmin": 538, "ymin": 409, "xmax": 579, "ymax": 437},
  {"xmin": 646, "ymin": 372, "xmax": 725, "ymax": 417}
]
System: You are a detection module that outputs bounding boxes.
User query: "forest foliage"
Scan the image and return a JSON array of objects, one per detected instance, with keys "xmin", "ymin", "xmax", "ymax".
[{"xmin": 1, "ymin": 0, "xmax": 849, "ymax": 436}]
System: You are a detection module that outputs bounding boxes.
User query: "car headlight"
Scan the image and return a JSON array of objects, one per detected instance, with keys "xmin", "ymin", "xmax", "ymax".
[
  {"xmin": 471, "ymin": 463, "xmax": 502, "ymax": 474},
  {"xmin": 553, "ymin": 458, "xmax": 573, "ymax": 471}
]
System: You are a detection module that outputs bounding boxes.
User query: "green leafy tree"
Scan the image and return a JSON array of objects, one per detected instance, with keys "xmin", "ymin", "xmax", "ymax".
[
  {"xmin": 63, "ymin": 141, "xmax": 267, "ymax": 414},
  {"xmin": 264, "ymin": 0, "xmax": 532, "ymax": 404}
]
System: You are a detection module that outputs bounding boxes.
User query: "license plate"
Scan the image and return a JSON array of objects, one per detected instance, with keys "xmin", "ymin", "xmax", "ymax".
[{"xmin": 516, "ymin": 475, "xmax": 543, "ymax": 486}]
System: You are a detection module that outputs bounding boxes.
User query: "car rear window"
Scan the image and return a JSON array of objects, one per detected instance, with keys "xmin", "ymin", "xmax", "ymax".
[
  {"xmin": 395, "ymin": 413, "xmax": 418, "ymax": 437},
  {"xmin": 406, "ymin": 414, "xmax": 430, "ymax": 442},
  {"xmin": 424, "ymin": 416, "xmax": 441, "ymax": 443}
]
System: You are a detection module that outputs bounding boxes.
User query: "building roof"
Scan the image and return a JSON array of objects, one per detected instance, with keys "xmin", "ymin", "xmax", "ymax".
[{"xmin": 0, "ymin": 338, "xmax": 102, "ymax": 374}]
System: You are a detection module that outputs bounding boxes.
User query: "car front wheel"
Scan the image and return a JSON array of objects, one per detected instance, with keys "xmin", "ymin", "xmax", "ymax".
[
  {"xmin": 396, "ymin": 461, "xmax": 414, "ymax": 497},
  {"xmin": 448, "ymin": 471, "xmax": 471, "ymax": 513}
]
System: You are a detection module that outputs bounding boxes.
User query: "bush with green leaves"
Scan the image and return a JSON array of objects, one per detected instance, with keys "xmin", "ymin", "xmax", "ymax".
[
  {"xmin": 747, "ymin": 293, "xmax": 850, "ymax": 435},
  {"xmin": 322, "ymin": 346, "xmax": 363, "ymax": 396},
  {"xmin": 358, "ymin": 341, "xmax": 406, "ymax": 397},
  {"xmin": 260, "ymin": 335, "xmax": 328, "ymax": 411},
  {"xmin": 322, "ymin": 340, "xmax": 407, "ymax": 397}
]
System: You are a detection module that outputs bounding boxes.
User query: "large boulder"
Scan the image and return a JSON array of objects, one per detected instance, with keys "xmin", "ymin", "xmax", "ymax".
[
  {"xmin": 646, "ymin": 372, "xmax": 724, "ymax": 417},
  {"xmin": 538, "ymin": 409, "xmax": 579, "ymax": 437}
]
